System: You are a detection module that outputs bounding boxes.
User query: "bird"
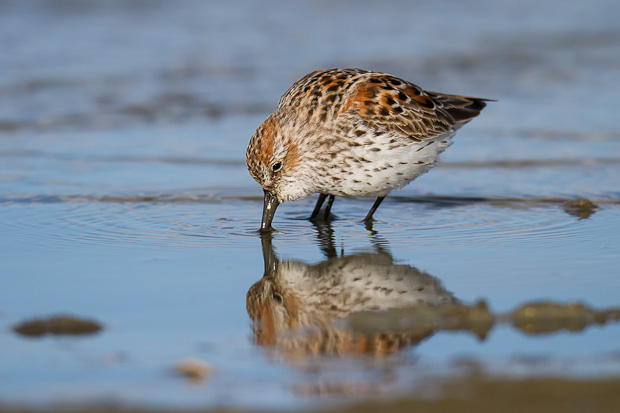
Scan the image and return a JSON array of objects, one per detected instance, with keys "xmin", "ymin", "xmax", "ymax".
[{"xmin": 246, "ymin": 68, "xmax": 492, "ymax": 231}]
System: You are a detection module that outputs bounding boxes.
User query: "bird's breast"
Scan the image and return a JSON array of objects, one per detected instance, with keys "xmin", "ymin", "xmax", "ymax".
[{"xmin": 313, "ymin": 132, "xmax": 454, "ymax": 197}]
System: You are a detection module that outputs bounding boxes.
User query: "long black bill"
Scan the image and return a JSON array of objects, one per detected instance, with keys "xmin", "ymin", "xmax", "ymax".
[{"xmin": 260, "ymin": 190, "xmax": 279, "ymax": 232}]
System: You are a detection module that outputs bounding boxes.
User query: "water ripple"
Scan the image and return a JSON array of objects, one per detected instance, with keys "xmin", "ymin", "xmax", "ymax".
[
  {"xmin": 0, "ymin": 194, "xmax": 613, "ymax": 250},
  {"xmin": 1, "ymin": 201, "xmax": 260, "ymax": 250}
]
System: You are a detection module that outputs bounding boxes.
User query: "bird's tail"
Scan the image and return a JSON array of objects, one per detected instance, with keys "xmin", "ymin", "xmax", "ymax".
[{"xmin": 428, "ymin": 92, "xmax": 495, "ymax": 124}]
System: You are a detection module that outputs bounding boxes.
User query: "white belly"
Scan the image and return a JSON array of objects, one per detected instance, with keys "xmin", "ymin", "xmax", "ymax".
[{"xmin": 325, "ymin": 132, "xmax": 455, "ymax": 197}]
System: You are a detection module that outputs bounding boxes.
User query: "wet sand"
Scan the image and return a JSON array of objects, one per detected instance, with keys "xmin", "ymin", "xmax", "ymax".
[{"xmin": 4, "ymin": 375, "xmax": 620, "ymax": 413}]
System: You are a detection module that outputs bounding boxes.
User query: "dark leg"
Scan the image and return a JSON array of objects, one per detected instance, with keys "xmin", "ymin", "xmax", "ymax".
[
  {"xmin": 363, "ymin": 196, "xmax": 385, "ymax": 223},
  {"xmin": 323, "ymin": 195, "xmax": 335, "ymax": 220},
  {"xmin": 310, "ymin": 194, "xmax": 327, "ymax": 220}
]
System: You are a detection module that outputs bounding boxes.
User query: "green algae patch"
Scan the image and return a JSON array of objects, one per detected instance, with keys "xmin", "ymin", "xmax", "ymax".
[
  {"xmin": 12, "ymin": 315, "xmax": 103, "ymax": 337},
  {"xmin": 349, "ymin": 300, "xmax": 494, "ymax": 341},
  {"xmin": 562, "ymin": 198, "xmax": 599, "ymax": 219},
  {"xmin": 512, "ymin": 301, "xmax": 620, "ymax": 335},
  {"xmin": 346, "ymin": 300, "xmax": 619, "ymax": 346}
]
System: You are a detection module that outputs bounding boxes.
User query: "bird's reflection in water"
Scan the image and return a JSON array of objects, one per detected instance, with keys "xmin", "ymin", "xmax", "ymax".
[
  {"xmin": 246, "ymin": 224, "xmax": 620, "ymax": 396},
  {"xmin": 246, "ymin": 223, "xmax": 458, "ymax": 359}
]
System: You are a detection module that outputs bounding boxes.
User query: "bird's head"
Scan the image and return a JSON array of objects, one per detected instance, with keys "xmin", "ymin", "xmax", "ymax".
[{"xmin": 246, "ymin": 114, "xmax": 315, "ymax": 231}]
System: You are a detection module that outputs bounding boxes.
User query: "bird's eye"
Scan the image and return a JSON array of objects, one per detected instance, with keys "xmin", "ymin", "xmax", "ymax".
[
  {"xmin": 273, "ymin": 292, "xmax": 283, "ymax": 304},
  {"xmin": 272, "ymin": 162, "xmax": 282, "ymax": 172}
]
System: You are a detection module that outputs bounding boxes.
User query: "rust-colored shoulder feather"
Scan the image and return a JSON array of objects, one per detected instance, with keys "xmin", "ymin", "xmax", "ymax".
[{"xmin": 338, "ymin": 72, "xmax": 492, "ymax": 142}]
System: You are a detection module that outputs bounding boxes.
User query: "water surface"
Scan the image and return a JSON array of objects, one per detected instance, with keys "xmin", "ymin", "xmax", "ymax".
[{"xmin": 1, "ymin": 0, "xmax": 619, "ymax": 410}]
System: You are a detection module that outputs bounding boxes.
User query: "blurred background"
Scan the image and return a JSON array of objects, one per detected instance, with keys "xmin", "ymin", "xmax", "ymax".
[
  {"xmin": 3, "ymin": 0, "xmax": 619, "ymax": 136},
  {"xmin": 1, "ymin": 0, "xmax": 619, "ymax": 411}
]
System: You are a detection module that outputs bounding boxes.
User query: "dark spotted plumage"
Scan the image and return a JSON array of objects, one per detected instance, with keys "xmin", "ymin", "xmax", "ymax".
[{"xmin": 246, "ymin": 68, "xmax": 493, "ymax": 231}]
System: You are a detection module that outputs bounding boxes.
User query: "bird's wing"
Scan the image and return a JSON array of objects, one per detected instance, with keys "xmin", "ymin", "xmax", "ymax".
[{"xmin": 338, "ymin": 73, "xmax": 491, "ymax": 142}]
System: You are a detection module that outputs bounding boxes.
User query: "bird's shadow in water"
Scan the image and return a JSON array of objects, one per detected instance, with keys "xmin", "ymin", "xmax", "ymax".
[{"xmin": 247, "ymin": 222, "xmax": 460, "ymax": 362}]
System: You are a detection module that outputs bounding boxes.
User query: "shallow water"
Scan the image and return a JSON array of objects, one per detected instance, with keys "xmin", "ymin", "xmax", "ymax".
[{"xmin": 1, "ymin": 0, "xmax": 620, "ymax": 410}]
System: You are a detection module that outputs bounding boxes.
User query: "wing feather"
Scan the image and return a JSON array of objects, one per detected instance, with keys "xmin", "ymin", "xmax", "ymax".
[{"xmin": 339, "ymin": 73, "xmax": 492, "ymax": 142}]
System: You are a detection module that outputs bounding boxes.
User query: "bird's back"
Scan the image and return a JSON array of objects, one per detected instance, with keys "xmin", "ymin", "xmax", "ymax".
[
  {"xmin": 278, "ymin": 68, "xmax": 490, "ymax": 143},
  {"xmin": 273, "ymin": 68, "xmax": 491, "ymax": 197}
]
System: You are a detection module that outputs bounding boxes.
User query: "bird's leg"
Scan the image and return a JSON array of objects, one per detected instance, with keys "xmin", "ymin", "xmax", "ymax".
[
  {"xmin": 363, "ymin": 196, "xmax": 385, "ymax": 223},
  {"xmin": 323, "ymin": 195, "xmax": 336, "ymax": 220},
  {"xmin": 310, "ymin": 193, "xmax": 327, "ymax": 220}
]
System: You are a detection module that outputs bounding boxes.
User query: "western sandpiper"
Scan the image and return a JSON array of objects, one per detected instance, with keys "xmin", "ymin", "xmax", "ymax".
[{"xmin": 246, "ymin": 68, "xmax": 491, "ymax": 231}]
